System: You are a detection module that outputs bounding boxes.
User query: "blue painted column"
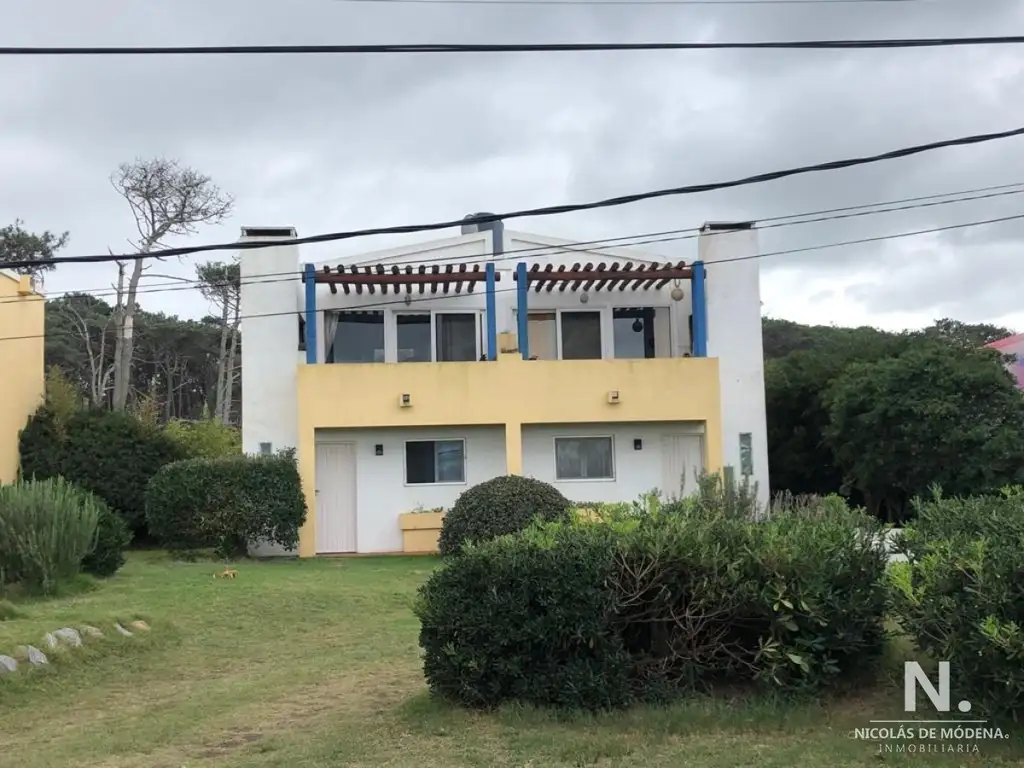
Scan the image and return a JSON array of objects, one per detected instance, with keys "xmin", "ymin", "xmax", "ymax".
[
  {"xmin": 303, "ymin": 263, "xmax": 318, "ymax": 364},
  {"xmin": 691, "ymin": 261, "xmax": 707, "ymax": 358},
  {"xmin": 485, "ymin": 263, "xmax": 498, "ymax": 360},
  {"xmin": 516, "ymin": 262, "xmax": 530, "ymax": 360}
]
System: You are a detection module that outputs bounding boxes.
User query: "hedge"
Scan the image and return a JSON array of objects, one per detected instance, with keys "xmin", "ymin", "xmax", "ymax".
[
  {"xmin": 146, "ymin": 449, "xmax": 307, "ymax": 559},
  {"xmin": 19, "ymin": 406, "xmax": 186, "ymax": 534},
  {"xmin": 891, "ymin": 488, "xmax": 1024, "ymax": 720},
  {"xmin": 416, "ymin": 489, "xmax": 889, "ymax": 710}
]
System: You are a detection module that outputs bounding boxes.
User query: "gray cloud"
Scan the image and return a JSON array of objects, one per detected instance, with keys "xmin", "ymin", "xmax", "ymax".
[{"xmin": 2, "ymin": 0, "xmax": 1024, "ymax": 330}]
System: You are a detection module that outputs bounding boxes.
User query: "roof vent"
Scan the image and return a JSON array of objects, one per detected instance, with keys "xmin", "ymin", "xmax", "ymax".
[{"xmin": 240, "ymin": 226, "xmax": 297, "ymax": 239}]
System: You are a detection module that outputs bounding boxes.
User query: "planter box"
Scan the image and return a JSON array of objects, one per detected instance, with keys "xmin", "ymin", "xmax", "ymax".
[{"xmin": 398, "ymin": 511, "xmax": 445, "ymax": 554}]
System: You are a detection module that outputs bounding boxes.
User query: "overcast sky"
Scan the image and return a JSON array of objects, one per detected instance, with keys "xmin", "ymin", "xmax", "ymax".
[{"xmin": 4, "ymin": 0, "xmax": 1024, "ymax": 332}]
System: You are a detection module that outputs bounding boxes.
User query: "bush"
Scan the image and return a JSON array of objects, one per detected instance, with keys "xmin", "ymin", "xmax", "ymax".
[
  {"xmin": 19, "ymin": 406, "xmax": 187, "ymax": 535},
  {"xmin": 891, "ymin": 488, "xmax": 1024, "ymax": 720},
  {"xmin": 437, "ymin": 475, "xmax": 571, "ymax": 556},
  {"xmin": 162, "ymin": 418, "xmax": 241, "ymax": 459},
  {"xmin": 418, "ymin": 523, "xmax": 632, "ymax": 709},
  {"xmin": 146, "ymin": 449, "xmax": 307, "ymax": 559},
  {"xmin": 82, "ymin": 505, "xmax": 133, "ymax": 578},
  {"xmin": 418, "ymin": 483, "xmax": 889, "ymax": 710},
  {"xmin": 0, "ymin": 477, "xmax": 102, "ymax": 594}
]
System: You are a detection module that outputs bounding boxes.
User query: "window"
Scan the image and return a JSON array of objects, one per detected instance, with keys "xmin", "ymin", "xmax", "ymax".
[
  {"xmin": 554, "ymin": 436, "xmax": 614, "ymax": 480},
  {"xmin": 397, "ymin": 313, "xmax": 431, "ymax": 362},
  {"xmin": 326, "ymin": 311, "xmax": 384, "ymax": 363},
  {"xmin": 259, "ymin": 442, "xmax": 273, "ymax": 455},
  {"xmin": 613, "ymin": 308, "xmax": 656, "ymax": 359},
  {"xmin": 560, "ymin": 311, "xmax": 602, "ymax": 359},
  {"xmin": 527, "ymin": 312, "xmax": 557, "ymax": 360},
  {"xmin": 405, "ymin": 439, "xmax": 466, "ymax": 484},
  {"xmin": 436, "ymin": 313, "xmax": 477, "ymax": 361},
  {"xmin": 297, "ymin": 314, "xmax": 306, "ymax": 351}
]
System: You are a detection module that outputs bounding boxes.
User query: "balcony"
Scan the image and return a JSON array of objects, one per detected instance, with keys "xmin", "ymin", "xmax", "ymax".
[{"xmin": 296, "ymin": 353, "xmax": 721, "ymax": 430}]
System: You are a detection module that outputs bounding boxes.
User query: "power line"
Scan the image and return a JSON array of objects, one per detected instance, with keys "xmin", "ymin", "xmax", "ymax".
[
  {"xmin": 4, "ymin": 209, "xmax": 1021, "ymax": 343},
  {"xmin": 4, "ymin": 181, "xmax": 1021, "ymax": 306},
  {"xmin": 2, "ymin": 36, "xmax": 1022, "ymax": 57},
  {"xmin": 6, "ymin": 127, "xmax": 1024, "ymax": 273},
  {"xmin": 1, "ymin": 181, "xmax": 1016, "ymax": 305}
]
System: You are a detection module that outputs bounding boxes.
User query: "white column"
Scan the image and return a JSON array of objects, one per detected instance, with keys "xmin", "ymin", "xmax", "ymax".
[
  {"xmin": 239, "ymin": 228, "xmax": 301, "ymax": 457},
  {"xmin": 698, "ymin": 223, "xmax": 770, "ymax": 510}
]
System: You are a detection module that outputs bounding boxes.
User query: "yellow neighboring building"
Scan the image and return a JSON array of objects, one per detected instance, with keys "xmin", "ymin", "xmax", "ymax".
[
  {"xmin": 0, "ymin": 269, "xmax": 45, "ymax": 484},
  {"xmin": 238, "ymin": 218, "xmax": 770, "ymax": 557}
]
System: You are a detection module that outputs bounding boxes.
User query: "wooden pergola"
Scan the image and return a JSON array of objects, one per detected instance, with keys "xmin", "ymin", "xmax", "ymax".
[
  {"xmin": 312, "ymin": 262, "xmax": 499, "ymax": 295},
  {"xmin": 512, "ymin": 261, "xmax": 691, "ymax": 293}
]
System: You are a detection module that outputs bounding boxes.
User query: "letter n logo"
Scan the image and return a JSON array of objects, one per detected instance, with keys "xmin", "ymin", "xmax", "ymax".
[{"xmin": 904, "ymin": 661, "xmax": 950, "ymax": 712}]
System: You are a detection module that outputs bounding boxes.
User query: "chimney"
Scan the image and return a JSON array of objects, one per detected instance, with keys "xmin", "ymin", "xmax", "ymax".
[{"xmin": 461, "ymin": 212, "xmax": 504, "ymax": 257}]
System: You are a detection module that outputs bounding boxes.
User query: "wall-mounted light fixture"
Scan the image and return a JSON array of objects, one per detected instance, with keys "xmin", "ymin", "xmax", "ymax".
[
  {"xmin": 375, "ymin": 444, "xmax": 384, "ymax": 456},
  {"xmin": 633, "ymin": 438, "xmax": 643, "ymax": 451},
  {"xmin": 399, "ymin": 393, "xmax": 412, "ymax": 407},
  {"xmin": 607, "ymin": 390, "xmax": 620, "ymax": 404}
]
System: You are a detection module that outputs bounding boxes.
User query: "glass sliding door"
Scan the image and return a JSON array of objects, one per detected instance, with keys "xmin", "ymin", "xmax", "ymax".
[{"xmin": 436, "ymin": 313, "xmax": 478, "ymax": 361}]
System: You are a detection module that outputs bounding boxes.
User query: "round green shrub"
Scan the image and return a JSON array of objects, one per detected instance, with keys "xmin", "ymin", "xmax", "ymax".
[
  {"xmin": 82, "ymin": 504, "xmax": 133, "ymax": 578},
  {"xmin": 437, "ymin": 475, "xmax": 571, "ymax": 556}
]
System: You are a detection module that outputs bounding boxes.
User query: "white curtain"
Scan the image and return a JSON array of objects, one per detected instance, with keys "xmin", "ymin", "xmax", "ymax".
[{"xmin": 323, "ymin": 312, "xmax": 339, "ymax": 363}]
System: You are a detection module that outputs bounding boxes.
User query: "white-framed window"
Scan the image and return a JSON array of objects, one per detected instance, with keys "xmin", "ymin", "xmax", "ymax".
[
  {"xmin": 513, "ymin": 306, "xmax": 672, "ymax": 360},
  {"xmin": 394, "ymin": 311, "xmax": 481, "ymax": 362},
  {"xmin": 405, "ymin": 439, "xmax": 467, "ymax": 485},
  {"xmin": 554, "ymin": 436, "xmax": 615, "ymax": 481}
]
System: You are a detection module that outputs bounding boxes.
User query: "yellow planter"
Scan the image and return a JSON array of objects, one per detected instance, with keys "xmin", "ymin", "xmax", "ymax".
[{"xmin": 398, "ymin": 511, "xmax": 445, "ymax": 553}]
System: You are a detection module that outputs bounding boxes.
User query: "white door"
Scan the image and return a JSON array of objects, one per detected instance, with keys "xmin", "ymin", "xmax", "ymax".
[
  {"xmin": 661, "ymin": 434, "xmax": 705, "ymax": 499},
  {"xmin": 315, "ymin": 442, "xmax": 357, "ymax": 553}
]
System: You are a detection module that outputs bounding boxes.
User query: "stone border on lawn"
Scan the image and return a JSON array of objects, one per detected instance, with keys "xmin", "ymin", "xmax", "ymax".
[{"xmin": 0, "ymin": 620, "xmax": 150, "ymax": 676}]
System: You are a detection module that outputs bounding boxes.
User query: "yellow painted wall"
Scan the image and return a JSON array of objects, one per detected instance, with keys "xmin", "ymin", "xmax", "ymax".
[
  {"xmin": 295, "ymin": 353, "xmax": 723, "ymax": 556},
  {"xmin": 0, "ymin": 272, "xmax": 45, "ymax": 484}
]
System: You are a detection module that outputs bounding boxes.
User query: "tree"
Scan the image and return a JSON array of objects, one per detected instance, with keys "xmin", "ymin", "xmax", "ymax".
[
  {"xmin": 109, "ymin": 158, "xmax": 233, "ymax": 411},
  {"xmin": 45, "ymin": 293, "xmax": 118, "ymax": 407},
  {"xmin": 196, "ymin": 259, "xmax": 241, "ymax": 423},
  {"xmin": 824, "ymin": 343, "xmax": 1024, "ymax": 522},
  {"xmin": 765, "ymin": 324, "xmax": 911, "ymax": 498},
  {"xmin": 0, "ymin": 219, "xmax": 69, "ymax": 278},
  {"xmin": 920, "ymin": 318, "xmax": 1013, "ymax": 349}
]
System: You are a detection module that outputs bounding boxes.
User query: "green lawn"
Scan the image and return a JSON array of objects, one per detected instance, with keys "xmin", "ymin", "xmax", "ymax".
[{"xmin": 0, "ymin": 553, "xmax": 1020, "ymax": 767}]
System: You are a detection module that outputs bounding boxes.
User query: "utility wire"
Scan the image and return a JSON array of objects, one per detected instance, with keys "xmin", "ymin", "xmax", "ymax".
[
  {"xmin": 4, "ymin": 181, "xmax": 1021, "ymax": 306},
  {"xmin": 4, "ymin": 182, "xmax": 1020, "ymax": 306},
  {"xmin": 3, "ymin": 36, "xmax": 1024, "ymax": 57},
  {"xmin": 4, "ymin": 209, "xmax": 1022, "ymax": 344},
  {"xmin": 6, "ymin": 127, "xmax": 1024, "ymax": 273}
]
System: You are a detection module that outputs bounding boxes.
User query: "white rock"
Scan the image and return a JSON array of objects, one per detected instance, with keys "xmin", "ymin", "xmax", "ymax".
[
  {"xmin": 54, "ymin": 628, "xmax": 82, "ymax": 647},
  {"xmin": 0, "ymin": 655, "xmax": 16, "ymax": 673},
  {"xmin": 129, "ymin": 620, "xmax": 150, "ymax": 632},
  {"xmin": 19, "ymin": 646, "xmax": 48, "ymax": 666},
  {"xmin": 114, "ymin": 623, "xmax": 133, "ymax": 637},
  {"xmin": 80, "ymin": 625, "xmax": 103, "ymax": 638},
  {"xmin": 42, "ymin": 633, "xmax": 59, "ymax": 651}
]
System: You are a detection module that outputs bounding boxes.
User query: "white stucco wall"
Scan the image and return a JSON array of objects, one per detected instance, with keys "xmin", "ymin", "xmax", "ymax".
[
  {"xmin": 698, "ymin": 225, "xmax": 770, "ymax": 507},
  {"xmin": 239, "ymin": 231, "xmax": 301, "ymax": 457},
  {"xmin": 521, "ymin": 422, "xmax": 706, "ymax": 503},
  {"xmin": 316, "ymin": 425, "xmax": 507, "ymax": 552}
]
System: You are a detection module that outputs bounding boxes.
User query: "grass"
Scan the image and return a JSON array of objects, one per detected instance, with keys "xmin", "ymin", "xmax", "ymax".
[{"xmin": 0, "ymin": 553, "xmax": 1021, "ymax": 767}]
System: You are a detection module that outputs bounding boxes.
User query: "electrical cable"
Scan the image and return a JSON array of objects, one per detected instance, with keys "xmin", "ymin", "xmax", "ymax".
[
  {"xmin": 4, "ymin": 208, "xmax": 1021, "ymax": 344},
  {"xmin": 5, "ymin": 127, "xmax": 1024, "ymax": 273},
  {"xmin": 3, "ymin": 181, "xmax": 1020, "ymax": 306},
  {"xmin": 5, "ymin": 36, "xmax": 1021, "ymax": 57}
]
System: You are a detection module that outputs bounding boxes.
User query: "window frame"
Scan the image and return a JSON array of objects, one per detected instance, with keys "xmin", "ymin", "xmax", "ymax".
[
  {"xmin": 514, "ymin": 306, "xmax": 674, "ymax": 360},
  {"xmin": 552, "ymin": 435, "xmax": 616, "ymax": 482},
  {"xmin": 391, "ymin": 310, "xmax": 482, "ymax": 363},
  {"xmin": 403, "ymin": 438, "xmax": 468, "ymax": 486}
]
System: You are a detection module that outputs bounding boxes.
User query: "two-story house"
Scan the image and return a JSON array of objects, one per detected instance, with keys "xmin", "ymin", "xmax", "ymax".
[{"xmin": 238, "ymin": 215, "xmax": 769, "ymax": 556}]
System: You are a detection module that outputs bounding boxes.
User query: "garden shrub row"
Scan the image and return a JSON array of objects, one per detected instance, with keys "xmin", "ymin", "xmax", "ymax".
[
  {"xmin": 417, "ymin": 481, "xmax": 890, "ymax": 710},
  {"xmin": 890, "ymin": 487, "xmax": 1024, "ymax": 721},
  {"xmin": 145, "ymin": 449, "xmax": 307, "ymax": 559}
]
